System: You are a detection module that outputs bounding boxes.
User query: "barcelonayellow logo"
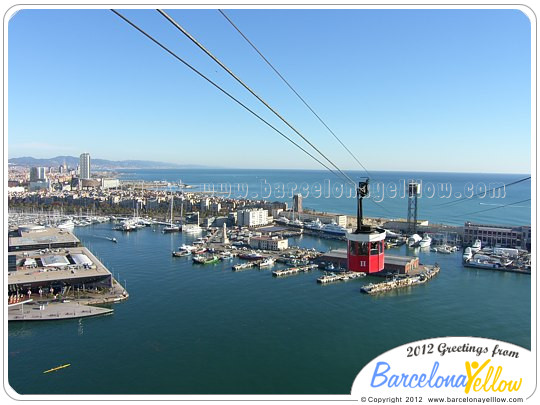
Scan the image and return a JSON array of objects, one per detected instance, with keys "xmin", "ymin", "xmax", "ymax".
[{"xmin": 351, "ymin": 337, "xmax": 532, "ymax": 399}]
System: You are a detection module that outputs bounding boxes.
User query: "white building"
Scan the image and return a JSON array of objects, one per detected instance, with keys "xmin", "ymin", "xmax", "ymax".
[
  {"xmin": 237, "ymin": 208, "xmax": 268, "ymax": 227},
  {"xmin": 249, "ymin": 236, "xmax": 288, "ymax": 251},
  {"xmin": 101, "ymin": 178, "xmax": 120, "ymax": 189},
  {"xmin": 79, "ymin": 153, "xmax": 91, "ymax": 179}
]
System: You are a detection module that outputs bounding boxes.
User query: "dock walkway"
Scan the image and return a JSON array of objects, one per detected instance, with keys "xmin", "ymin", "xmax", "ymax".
[
  {"xmin": 272, "ymin": 264, "xmax": 318, "ymax": 277},
  {"xmin": 361, "ymin": 265, "xmax": 440, "ymax": 294},
  {"xmin": 317, "ymin": 271, "xmax": 366, "ymax": 284},
  {"xmin": 8, "ymin": 301, "xmax": 113, "ymax": 321}
]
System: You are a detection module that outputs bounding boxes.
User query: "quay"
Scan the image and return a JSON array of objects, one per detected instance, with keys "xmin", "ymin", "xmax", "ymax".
[
  {"xmin": 8, "ymin": 226, "xmax": 128, "ymax": 321},
  {"xmin": 8, "ymin": 300, "xmax": 113, "ymax": 321},
  {"xmin": 272, "ymin": 264, "xmax": 318, "ymax": 277},
  {"xmin": 360, "ymin": 265, "xmax": 440, "ymax": 294},
  {"xmin": 317, "ymin": 271, "xmax": 366, "ymax": 284}
]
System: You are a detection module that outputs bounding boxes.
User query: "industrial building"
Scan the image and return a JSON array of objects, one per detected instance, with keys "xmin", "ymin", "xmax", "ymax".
[
  {"xmin": 8, "ymin": 225, "xmax": 81, "ymax": 252},
  {"xmin": 8, "ymin": 246, "xmax": 113, "ymax": 293},
  {"xmin": 463, "ymin": 222, "xmax": 531, "ymax": 250},
  {"xmin": 315, "ymin": 249, "xmax": 420, "ymax": 275}
]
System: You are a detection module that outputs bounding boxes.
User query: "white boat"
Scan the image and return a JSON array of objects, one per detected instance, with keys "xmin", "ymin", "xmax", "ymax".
[
  {"xmin": 258, "ymin": 258, "xmax": 275, "ymax": 267},
  {"xmin": 464, "ymin": 258, "xmax": 502, "ymax": 269},
  {"xmin": 419, "ymin": 234, "xmax": 432, "ymax": 248},
  {"xmin": 57, "ymin": 219, "xmax": 75, "ymax": 231},
  {"xmin": 462, "ymin": 247, "xmax": 473, "ymax": 262},
  {"xmin": 275, "ymin": 216, "xmax": 290, "ymax": 225},
  {"xmin": 163, "ymin": 195, "xmax": 181, "ymax": 233},
  {"xmin": 183, "ymin": 224, "xmax": 202, "ymax": 234},
  {"xmin": 290, "ymin": 219, "xmax": 304, "ymax": 228},
  {"xmin": 471, "ymin": 239, "xmax": 482, "ymax": 253},
  {"xmin": 305, "ymin": 219, "xmax": 324, "ymax": 231},
  {"xmin": 407, "ymin": 234, "xmax": 422, "ymax": 247},
  {"xmin": 437, "ymin": 245, "xmax": 452, "ymax": 254},
  {"xmin": 321, "ymin": 221, "xmax": 347, "ymax": 235},
  {"xmin": 179, "ymin": 244, "xmax": 196, "ymax": 252}
]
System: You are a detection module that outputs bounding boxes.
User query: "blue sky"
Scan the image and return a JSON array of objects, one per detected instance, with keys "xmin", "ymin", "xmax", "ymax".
[{"xmin": 8, "ymin": 8, "xmax": 531, "ymax": 173}]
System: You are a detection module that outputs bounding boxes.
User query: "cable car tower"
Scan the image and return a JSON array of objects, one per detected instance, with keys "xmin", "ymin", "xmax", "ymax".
[
  {"xmin": 407, "ymin": 181, "xmax": 420, "ymax": 234},
  {"xmin": 346, "ymin": 179, "xmax": 386, "ymax": 274}
]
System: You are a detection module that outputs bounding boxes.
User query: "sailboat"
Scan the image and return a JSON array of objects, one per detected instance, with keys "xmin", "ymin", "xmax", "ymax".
[{"xmin": 163, "ymin": 194, "xmax": 180, "ymax": 233}]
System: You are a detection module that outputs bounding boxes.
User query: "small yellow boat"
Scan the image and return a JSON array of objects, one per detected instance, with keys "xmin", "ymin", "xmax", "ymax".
[{"xmin": 43, "ymin": 364, "xmax": 71, "ymax": 374}]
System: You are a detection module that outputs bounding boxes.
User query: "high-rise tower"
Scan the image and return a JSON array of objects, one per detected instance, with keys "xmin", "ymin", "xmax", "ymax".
[{"xmin": 79, "ymin": 153, "xmax": 91, "ymax": 179}]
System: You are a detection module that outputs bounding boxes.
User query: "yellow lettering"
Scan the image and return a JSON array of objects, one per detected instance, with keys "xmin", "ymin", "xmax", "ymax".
[
  {"xmin": 465, "ymin": 360, "xmax": 491, "ymax": 394},
  {"xmin": 509, "ymin": 379, "xmax": 522, "ymax": 392}
]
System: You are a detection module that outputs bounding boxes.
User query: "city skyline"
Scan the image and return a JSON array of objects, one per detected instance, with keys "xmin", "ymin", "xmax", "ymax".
[{"xmin": 8, "ymin": 8, "xmax": 532, "ymax": 174}]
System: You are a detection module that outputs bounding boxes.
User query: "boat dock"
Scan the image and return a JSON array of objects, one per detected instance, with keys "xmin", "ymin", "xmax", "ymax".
[
  {"xmin": 272, "ymin": 264, "xmax": 318, "ymax": 277},
  {"xmin": 360, "ymin": 265, "xmax": 440, "ymax": 294},
  {"xmin": 8, "ymin": 300, "xmax": 113, "ymax": 321},
  {"xmin": 317, "ymin": 271, "xmax": 366, "ymax": 284}
]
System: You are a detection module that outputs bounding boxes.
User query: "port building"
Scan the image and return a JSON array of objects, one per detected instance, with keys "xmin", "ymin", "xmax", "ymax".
[
  {"xmin": 316, "ymin": 249, "xmax": 420, "ymax": 275},
  {"xmin": 279, "ymin": 211, "xmax": 347, "ymax": 227},
  {"xmin": 463, "ymin": 222, "xmax": 531, "ymax": 250},
  {"xmin": 249, "ymin": 236, "xmax": 288, "ymax": 251},
  {"xmin": 8, "ymin": 226, "xmax": 80, "ymax": 252},
  {"xmin": 8, "ymin": 246, "xmax": 114, "ymax": 293}
]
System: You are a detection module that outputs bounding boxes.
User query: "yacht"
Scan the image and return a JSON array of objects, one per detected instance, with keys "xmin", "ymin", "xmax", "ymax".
[
  {"xmin": 462, "ymin": 247, "xmax": 473, "ymax": 262},
  {"xmin": 163, "ymin": 195, "xmax": 181, "ymax": 233},
  {"xmin": 275, "ymin": 216, "xmax": 290, "ymax": 225},
  {"xmin": 321, "ymin": 221, "xmax": 347, "ymax": 235},
  {"xmin": 305, "ymin": 219, "xmax": 324, "ymax": 231},
  {"xmin": 183, "ymin": 224, "xmax": 202, "ymax": 234},
  {"xmin": 419, "ymin": 234, "xmax": 432, "ymax": 248},
  {"xmin": 407, "ymin": 234, "xmax": 422, "ymax": 247},
  {"xmin": 471, "ymin": 239, "xmax": 482, "ymax": 254},
  {"xmin": 57, "ymin": 219, "xmax": 75, "ymax": 231}
]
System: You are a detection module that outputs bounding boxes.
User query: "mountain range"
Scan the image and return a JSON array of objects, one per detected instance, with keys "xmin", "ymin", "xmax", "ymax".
[{"xmin": 8, "ymin": 156, "xmax": 206, "ymax": 170}]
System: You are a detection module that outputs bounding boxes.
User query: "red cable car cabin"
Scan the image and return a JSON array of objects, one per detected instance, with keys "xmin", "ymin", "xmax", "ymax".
[{"xmin": 347, "ymin": 227, "xmax": 386, "ymax": 273}]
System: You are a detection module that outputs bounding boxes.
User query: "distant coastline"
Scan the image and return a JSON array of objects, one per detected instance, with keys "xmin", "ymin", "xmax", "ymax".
[{"xmin": 8, "ymin": 155, "xmax": 211, "ymax": 170}]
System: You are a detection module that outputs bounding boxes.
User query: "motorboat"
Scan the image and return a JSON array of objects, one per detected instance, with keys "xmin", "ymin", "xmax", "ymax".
[
  {"xmin": 321, "ymin": 221, "xmax": 348, "ymax": 235},
  {"xmin": 407, "ymin": 234, "xmax": 422, "ymax": 247},
  {"xmin": 419, "ymin": 234, "xmax": 432, "ymax": 248},
  {"xmin": 471, "ymin": 239, "xmax": 482, "ymax": 253},
  {"xmin": 258, "ymin": 258, "xmax": 275, "ymax": 267},
  {"xmin": 462, "ymin": 247, "xmax": 473, "ymax": 262}
]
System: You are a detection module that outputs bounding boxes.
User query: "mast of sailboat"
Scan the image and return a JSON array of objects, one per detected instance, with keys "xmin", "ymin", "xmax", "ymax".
[{"xmin": 170, "ymin": 194, "xmax": 174, "ymax": 226}]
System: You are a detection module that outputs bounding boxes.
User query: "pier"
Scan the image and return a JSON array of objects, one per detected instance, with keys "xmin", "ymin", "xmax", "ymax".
[
  {"xmin": 360, "ymin": 265, "xmax": 440, "ymax": 294},
  {"xmin": 317, "ymin": 271, "xmax": 366, "ymax": 284},
  {"xmin": 272, "ymin": 264, "xmax": 318, "ymax": 277},
  {"xmin": 8, "ymin": 300, "xmax": 113, "ymax": 321}
]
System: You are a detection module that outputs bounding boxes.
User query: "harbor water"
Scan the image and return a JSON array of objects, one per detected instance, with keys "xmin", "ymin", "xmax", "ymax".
[
  {"xmin": 8, "ymin": 222, "xmax": 531, "ymax": 394},
  {"xmin": 8, "ymin": 169, "xmax": 532, "ymax": 394}
]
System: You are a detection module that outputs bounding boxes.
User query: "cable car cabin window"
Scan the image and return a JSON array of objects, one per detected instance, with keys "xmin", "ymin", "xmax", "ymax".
[
  {"xmin": 379, "ymin": 241, "xmax": 384, "ymax": 254},
  {"xmin": 370, "ymin": 242, "xmax": 379, "ymax": 255},
  {"xmin": 349, "ymin": 241, "xmax": 358, "ymax": 256},
  {"xmin": 358, "ymin": 242, "xmax": 369, "ymax": 255}
]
